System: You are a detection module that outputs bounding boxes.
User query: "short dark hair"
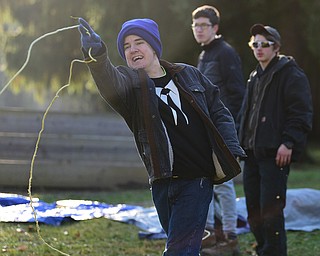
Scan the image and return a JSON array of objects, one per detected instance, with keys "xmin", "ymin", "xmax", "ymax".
[{"xmin": 192, "ymin": 5, "xmax": 220, "ymax": 25}]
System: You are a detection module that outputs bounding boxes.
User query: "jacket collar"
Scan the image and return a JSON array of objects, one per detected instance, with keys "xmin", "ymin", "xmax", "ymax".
[
  {"xmin": 257, "ymin": 55, "xmax": 294, "ymax": 77},
  {"xmin": 160, "ymin": 59, "xmax": 185, "ymax": 77},
  {"xmin": 201, "ymin": 35, "xmax": 223, "ymax": 51}
]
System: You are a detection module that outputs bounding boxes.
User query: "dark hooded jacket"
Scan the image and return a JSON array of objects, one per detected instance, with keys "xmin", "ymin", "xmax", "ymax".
[{"xmin": 238, "ymin": 55, "xmax": 313, "ymax": 161}]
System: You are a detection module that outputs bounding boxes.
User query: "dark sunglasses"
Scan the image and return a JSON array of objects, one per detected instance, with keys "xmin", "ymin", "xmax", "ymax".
[{"xmin": 250, "ymin": 41, "xmax": 275, "ymax": 48}]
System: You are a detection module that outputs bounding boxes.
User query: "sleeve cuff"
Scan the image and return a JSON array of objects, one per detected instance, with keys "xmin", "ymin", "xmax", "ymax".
[{"xmin": 283, "ymin": 141, "xmax": 294, "ymax": 149}]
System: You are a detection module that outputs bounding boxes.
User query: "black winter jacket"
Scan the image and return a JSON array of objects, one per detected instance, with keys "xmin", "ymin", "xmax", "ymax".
[
  {"xmin": 197, "ymin": 36, "xmax": 245, "ymax": 119},
  {"xmin": 238, "ymin": 55, "xmax": 313, "ymax": 161}
]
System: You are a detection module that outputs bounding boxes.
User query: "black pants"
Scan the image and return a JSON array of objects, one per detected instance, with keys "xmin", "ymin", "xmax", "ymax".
[{"xmin": 243, "ymin": 151, "xmax": 289, "ymax": 256}]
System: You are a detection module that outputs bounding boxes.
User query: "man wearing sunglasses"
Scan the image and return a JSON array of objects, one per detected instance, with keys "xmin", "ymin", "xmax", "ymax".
[{"xmin": 238, "ymin": 24, "xmax": 313, "ymax": 256}]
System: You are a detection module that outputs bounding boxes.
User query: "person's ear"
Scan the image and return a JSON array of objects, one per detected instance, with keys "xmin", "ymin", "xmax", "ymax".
[
  {"xmin": 274, "ymin": 44, "xmax": 281, "ymax": 53},
  {"xmin": 213, "ymin": 24, "xmax": 219, "ymax": 33}
]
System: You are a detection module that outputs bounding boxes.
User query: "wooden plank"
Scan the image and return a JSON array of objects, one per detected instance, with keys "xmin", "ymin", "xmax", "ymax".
[
  {"xmin": 0, "ymin": 134, "xmax": 140, "ymax": 162},
  {"xmin": 0, "ymin": 108, "xmax": 131, "ymax": 135},
  {"xmin": 0, "ymin": 108, "xmax": 147, "ymax": 190},
  {"xmin": 0, "ymin": 162, "xmax": 147, "ymax": 190}
]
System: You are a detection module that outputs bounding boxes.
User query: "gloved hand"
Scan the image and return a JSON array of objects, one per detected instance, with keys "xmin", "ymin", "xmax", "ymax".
[{"xmin": 78, "ymin": 18, "xmax": 102, "ymax": 55}]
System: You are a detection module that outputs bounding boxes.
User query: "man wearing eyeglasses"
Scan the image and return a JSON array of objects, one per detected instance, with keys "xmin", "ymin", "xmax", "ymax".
[
  {"xmin": 191, "ymin": 5, "xmax": 245, "ymax": 256},
  {"xmin": 238, "ymin": 24, "xmax": 313, "ymax": 256}
]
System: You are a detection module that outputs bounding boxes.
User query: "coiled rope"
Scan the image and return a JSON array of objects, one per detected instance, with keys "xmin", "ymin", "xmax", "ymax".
[{"xmin": 0, "ymin": 22, "xmax": 96, "ymax": 256}]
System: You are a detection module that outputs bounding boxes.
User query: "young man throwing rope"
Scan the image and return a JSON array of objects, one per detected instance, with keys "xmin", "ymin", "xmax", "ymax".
[{"xmin": 77, "ymin": 17, "xmax": 245, "ymax": 255}]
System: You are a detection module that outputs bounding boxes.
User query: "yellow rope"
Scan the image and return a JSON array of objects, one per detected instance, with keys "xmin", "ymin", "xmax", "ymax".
[
  {"xmin": 0, "ymin": 24, "xmax": 79, "ymax": 96},
  {"xmin": 1, "ymin": 22, "xmax": 97, "ymax": 255},
  {"xmin": 28, "ymin": 55, "xmax": 95, "ymax": 256}
]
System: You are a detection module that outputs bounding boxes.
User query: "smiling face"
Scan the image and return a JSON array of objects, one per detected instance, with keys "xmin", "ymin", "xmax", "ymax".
[{"xmin": 123, "ymin": 35, "xmax": 161, "ymax": 77}]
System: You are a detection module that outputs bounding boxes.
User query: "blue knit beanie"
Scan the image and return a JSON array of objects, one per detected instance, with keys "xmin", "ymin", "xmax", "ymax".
[{"xmin": 117, "ymin": 18, "xmax": 162, "ymax": 60}]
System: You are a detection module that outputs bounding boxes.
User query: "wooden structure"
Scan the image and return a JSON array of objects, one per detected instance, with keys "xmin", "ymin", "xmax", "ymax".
[{"xmin": 0, "ymin": 108, "xmax": 148, "ymax": 190}]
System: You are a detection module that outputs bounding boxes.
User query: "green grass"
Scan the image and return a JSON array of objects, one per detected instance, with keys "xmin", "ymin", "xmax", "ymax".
[{"xmin": 1, "ymin": 147, "xmax": 319, "ymax": 255}]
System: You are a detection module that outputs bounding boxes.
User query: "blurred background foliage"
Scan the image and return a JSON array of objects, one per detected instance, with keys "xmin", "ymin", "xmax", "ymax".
[{"xmin": 0, "ymin": 0, "xmax": 319, "ymax": 138}]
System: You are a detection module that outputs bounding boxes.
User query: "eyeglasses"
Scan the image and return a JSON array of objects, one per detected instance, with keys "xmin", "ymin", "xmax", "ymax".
[
  {"xmin": 249, "ymin": 41, "xmax": 275, "ymax": 48},
  {"xmin": 191, "ymin": 23, "xmax": 212, "ymax": 30}
]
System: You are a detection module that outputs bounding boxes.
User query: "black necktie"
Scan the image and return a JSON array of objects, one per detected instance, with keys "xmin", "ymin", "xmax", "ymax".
[{"xmin": 158, "ymin": 82, "xmax": 189, "ymax": 125}]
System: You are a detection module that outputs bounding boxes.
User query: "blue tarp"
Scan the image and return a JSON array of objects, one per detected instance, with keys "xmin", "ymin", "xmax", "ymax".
[{"xmin": 1, "ymin": 188, "xmax": 319, "ymax": 239}]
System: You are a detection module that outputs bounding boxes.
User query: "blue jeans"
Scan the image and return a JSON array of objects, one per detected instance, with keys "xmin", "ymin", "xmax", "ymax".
[
  {"xmin": 151, "ymin": 177, "xmax": 213, "ymax": 256},
  {"xmin": 206, "ymin": 179, "xmax": 237, "ymax": 234},
  {"xmin": 243, "ymin": 151, "xmax": 289, "ymax": 256}
]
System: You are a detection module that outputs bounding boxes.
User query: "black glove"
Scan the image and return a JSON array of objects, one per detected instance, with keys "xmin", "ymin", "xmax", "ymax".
[{"xmin": 78, "ymin": 18, "xmax": 102, "ymax": 55}]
